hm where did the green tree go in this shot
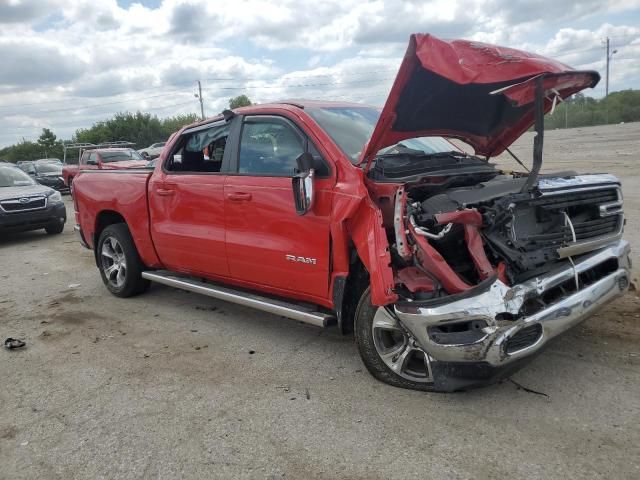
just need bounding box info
[37,128,57,150]
[161,113,200,139]
[72,111,200,148]
[229,95,252,109]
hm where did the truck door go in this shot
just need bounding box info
[224,114,332,299]
[148,119,235,277]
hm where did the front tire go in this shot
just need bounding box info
[354,287,436,391]
[97,224,149,297]
[45,220,65,235]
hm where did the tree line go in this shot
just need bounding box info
[0,112,200,163]
[1,91,638,162]
[0,95,253,163]
[544,89,640,129]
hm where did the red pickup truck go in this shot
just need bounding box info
[62,147,148,190]
[72,34,630,391]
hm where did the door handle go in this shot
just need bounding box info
[227,192,252,201]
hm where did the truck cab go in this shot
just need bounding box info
[62,142,146,190]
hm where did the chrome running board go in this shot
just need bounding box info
[141,271,335,328]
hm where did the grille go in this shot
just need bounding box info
[519,188,622,251]
[0,196,46,212]
[522,216,620,248]
[505,323,542,354]
[530,189,618,209]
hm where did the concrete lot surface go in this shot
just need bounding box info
[1,123,639,479]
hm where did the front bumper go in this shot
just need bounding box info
[394,240,631,389]
[0,202,66,233]
[74,224,90,249]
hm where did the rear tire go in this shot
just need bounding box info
[354,287,436,391]
[97,223,149,297]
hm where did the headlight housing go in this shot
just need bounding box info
[48,191,62,203]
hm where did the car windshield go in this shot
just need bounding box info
[0,165,36,187]
[101,150,143,163]
[306,106,456,163]
[19,163,36,174]
[35,163,62,174]
[36,158,62,164]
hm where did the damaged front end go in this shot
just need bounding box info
[357,34,631,390]
[387,173,630,390]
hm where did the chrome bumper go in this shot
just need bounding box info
[394,240,631,367]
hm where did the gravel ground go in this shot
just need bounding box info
[1,123,639,479]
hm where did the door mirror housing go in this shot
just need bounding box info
[292,170,314,215]
[292,152,315,215]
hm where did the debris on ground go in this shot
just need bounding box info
[4,338,26,350]
[508,378,549,398]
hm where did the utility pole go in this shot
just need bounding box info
[196,80,205,120]
[605,37,610,97]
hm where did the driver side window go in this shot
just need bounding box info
[238,118,304,176]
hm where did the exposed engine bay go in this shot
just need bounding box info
[378,156,625,302]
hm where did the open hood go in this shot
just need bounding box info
[360,34,600,164]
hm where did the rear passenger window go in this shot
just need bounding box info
[166,123,230,173]
[238,119,304,176]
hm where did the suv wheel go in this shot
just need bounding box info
[97,224,149,297]
[45,219,65,235]
[354,287,436,391]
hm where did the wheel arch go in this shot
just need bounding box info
[93,210,127,267]
[333,248,370,334]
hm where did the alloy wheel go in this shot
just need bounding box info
[101,236,127,288]
[371,307,433,383]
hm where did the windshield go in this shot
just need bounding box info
[19,163,36,174]
[101,150,144,163]
[0,165,36,187]
[35,163,62,174]
[306,106,457,163]
[36,158,62,163]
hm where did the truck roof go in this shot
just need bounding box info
[183,99,377,131]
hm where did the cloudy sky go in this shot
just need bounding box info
[1,0,639,147]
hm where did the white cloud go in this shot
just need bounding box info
[0,0,639,147]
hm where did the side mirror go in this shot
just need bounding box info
[292,152,315,215]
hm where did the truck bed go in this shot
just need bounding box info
[73,169,160,268]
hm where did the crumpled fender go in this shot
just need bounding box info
[346,196,398,305]
[328,167,397,307]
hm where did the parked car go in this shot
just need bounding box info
[72,34,630,392]
[0,163,66,235]
[62,148,147,190]
[138,142,166,159]
[17,160,68,193]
